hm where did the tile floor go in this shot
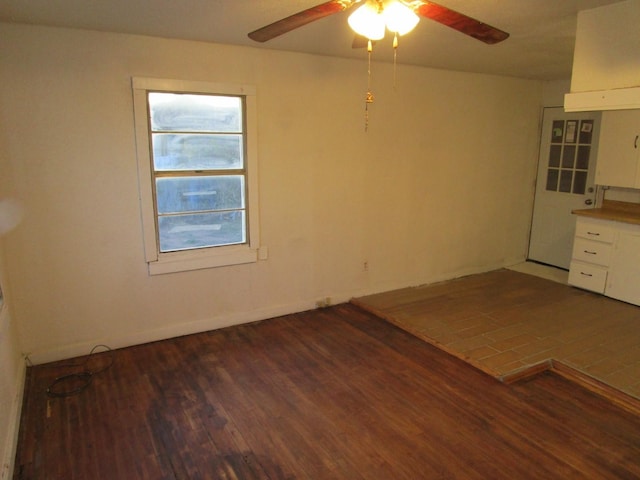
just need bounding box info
[353,264,640,400]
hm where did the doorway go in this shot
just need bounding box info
[528,107,601,270]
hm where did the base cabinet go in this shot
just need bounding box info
[606,229,640,305]
[569,217,640,306]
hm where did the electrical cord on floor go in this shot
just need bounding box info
[45,344,114,398]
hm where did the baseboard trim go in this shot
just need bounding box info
[550,360,640,416]
[25,299,324,365]
[500,360,553,384]
[504,359,640,416]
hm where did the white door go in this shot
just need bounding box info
[528,107,601,270]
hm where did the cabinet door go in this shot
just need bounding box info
[607,231,640,305]
[595,110,640,188]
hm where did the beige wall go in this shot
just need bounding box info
[0,23,542,364]
[0,302,24,480]
[542,79,571,107]
[0,61,25,474]
[0,196,25,477]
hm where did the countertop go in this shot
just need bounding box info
[573,200,640,226]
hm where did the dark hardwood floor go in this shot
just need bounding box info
[14,304,640,479]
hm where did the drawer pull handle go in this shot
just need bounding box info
[583,250,597,255]
[580,272,593,277]
[586,231,600,236]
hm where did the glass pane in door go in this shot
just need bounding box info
[545,118,596,195]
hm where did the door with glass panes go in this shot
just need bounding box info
[528,107,601,270]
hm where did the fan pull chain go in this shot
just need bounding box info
[393,32,398,91]
[365,39,374,132]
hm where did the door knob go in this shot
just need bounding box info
[585,199,593,205]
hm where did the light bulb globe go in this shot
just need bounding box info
[348,2,386,40]
[383,1,420,35]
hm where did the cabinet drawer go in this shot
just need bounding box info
[568,261,608,293]
[572,237,612,266]
[574,220,615,243]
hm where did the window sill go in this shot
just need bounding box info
[148,245,259,275]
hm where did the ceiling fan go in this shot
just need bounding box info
[248,0,509,46]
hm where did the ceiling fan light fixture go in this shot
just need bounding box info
[383,1,419,35]
[348,1,386,41]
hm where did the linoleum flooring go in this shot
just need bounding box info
[353,267,640,401]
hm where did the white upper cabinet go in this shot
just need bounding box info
[595,110,640,188]
[565,0,640,111]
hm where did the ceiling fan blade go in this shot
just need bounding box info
[248,0,359,43]
[415,1,509,45]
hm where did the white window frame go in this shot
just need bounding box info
[132,77,260,275]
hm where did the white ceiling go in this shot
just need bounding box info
[0,0,623,80]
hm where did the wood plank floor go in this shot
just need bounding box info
[354,268,640,401]
[14,303,640,479]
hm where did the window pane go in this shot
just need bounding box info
[149,93,242,133]
[158,211,246,252]
[576,146,590,170]
[156,176,244,214]
[562,145,576,168]
[564,120,578,143]
[551,121,564,143]
[546,168,559,191]
[573,171,587,194]
[579,120,594,144]
[548,145,562,168]
[152,133,243,170]
[559,170,573,192]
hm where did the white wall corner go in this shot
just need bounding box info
[1,358,26,480]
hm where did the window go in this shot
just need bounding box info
[132,78,260,274]
[545,119,594,195]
